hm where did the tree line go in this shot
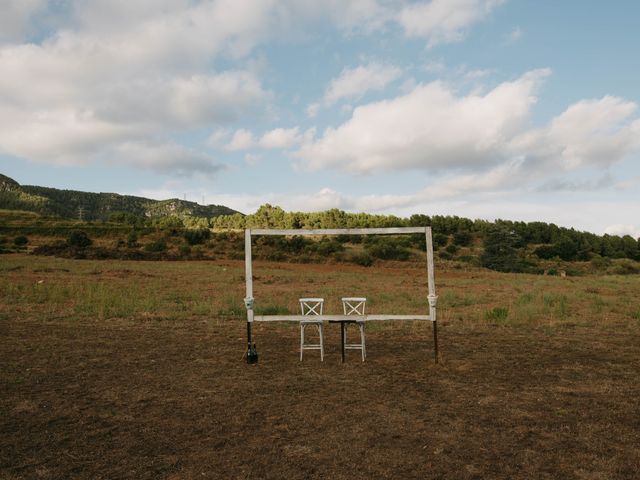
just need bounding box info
[201,205,640,263]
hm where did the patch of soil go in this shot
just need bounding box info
[1,317,639,479]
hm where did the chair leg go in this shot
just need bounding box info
[344,323,348,347]
[300,324,304,361]
[319,324,324,362]
[360,324,366,361]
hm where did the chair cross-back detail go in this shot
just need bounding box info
[299,298,325,361]
[342,297,367,361]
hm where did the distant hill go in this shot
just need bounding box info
[0,174,240,220]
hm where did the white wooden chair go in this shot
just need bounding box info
[299,298,324,361]
[342,297,366,361]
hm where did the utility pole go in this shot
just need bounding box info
[78,206,84,221]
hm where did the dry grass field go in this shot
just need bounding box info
[1,254,639,479]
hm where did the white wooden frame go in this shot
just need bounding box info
[244,227,439,362]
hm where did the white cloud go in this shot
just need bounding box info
[298,69,551,173]
[225,129,255,151]
[0,106,137,165]
[297,69,640,197]
[397,0,506,47]
[111,141,225,176]
[220,126,313,151]
[324,63,402,105]
[0,0,507,174]
[511,96,640,172]
[0,1,269,174]
[259,127,302,149]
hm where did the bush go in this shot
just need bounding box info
[179,244,191,256]
[439,250,453,260]
[609,260,640,275]
[284,236,309,253]
[590,255,611,270]
[13,235,28,246]
[445,244,459,254]
[315,238,344,256]
[433,233,449,248]
[144,239,167,252]
[67,230,92,248]
[533,245,557,259]
[126,230,138,248]
[453,231,473,247]
[365,237,410,260]
[348,252,373,267]
[184,228,211,245]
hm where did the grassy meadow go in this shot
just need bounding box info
[2,253,639,328]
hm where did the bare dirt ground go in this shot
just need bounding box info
[1,256,640,479]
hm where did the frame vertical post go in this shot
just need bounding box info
[425,227,438,364]
[244,229,254,360]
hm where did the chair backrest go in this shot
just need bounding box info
[342,297,366,315]
[299,298,324,316]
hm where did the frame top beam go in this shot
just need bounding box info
[249,227,428,236]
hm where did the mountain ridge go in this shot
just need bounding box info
[0,174,241,220]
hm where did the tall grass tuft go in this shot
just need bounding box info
[484,306,509,323]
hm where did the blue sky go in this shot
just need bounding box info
[1,0,639,236]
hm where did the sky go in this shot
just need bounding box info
[1,0,639,237]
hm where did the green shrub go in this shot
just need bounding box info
[365,237,410,260]
[439,250,452,260]
[184,228,211,245]
[433,233,449,248]
[284,236,309,252]
[266,251,286,261]
[453,231,473,246]
[609,260,640,275]
[445,244,459,254]
[315,238,344,256]
[179,244,191,256]
[13,235,28,246]
[534,245,557,259]
[349,252,373,267]
[67,230,92,248]
[144,239,167,252]
[126,230,138,248]
[590,255,611,270]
